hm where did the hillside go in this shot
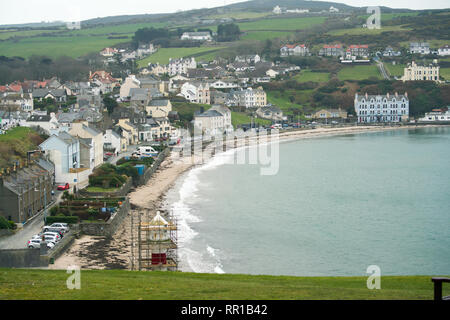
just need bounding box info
[0,269,446,300]
[0,127,45,168]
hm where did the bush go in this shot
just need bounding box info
[46,215,79,225]
[0,216,11,229]
[8,221,17,230]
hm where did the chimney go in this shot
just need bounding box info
[405,92,408,98]
[365,93,368,99]
[387,93,390,98]
[395,92,398,97]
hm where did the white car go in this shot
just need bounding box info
[43,224,68,234]
[33,232,61,242]
[28,239,55,249]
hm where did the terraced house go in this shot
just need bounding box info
[280,44,309,57]
[355,93,409,124]
[319,44,344,57]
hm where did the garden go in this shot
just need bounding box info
[47,194,126,224]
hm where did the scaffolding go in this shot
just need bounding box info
[133,209,178,271]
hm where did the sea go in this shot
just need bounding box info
[163,127,450,277]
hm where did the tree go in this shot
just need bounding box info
[217,23,241,42]
[103,94,118,115]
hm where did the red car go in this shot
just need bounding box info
[57,183,70,191]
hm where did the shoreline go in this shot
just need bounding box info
[50,124,446,270]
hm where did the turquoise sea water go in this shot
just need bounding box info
[165,127,450,276]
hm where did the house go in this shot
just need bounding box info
[230,87,267,109]
[79,138,95,170]
[0,110,29,130]
[129,88,150,107]
[40,132,81,184]
[418,109,450,122]
[402,61,440,82]
[32,89,67,103]
[256,105,285,121]
[329,6,339,12]
[210,90,228,105]
[69,122,104,168]
[181,32,212,42]
[24,113,59,134]
[273,6,282,14]
[168,58,197,76]
[313,108,348,120]
[147,63,168,76]
[120,75,141,99]
[280,44,309,57]
[115,119,139,145]
[438,45,450,56]
[228,62,252,73]
[0,162,54,223]
[235,55,261,64]
[348,45,369,57]
[88,70,121,93]
[319,44,344,57]
[210,105,232,131]
[409,42,430,55]
[0,93,34,112]
[100,47,119,57]
[103,129,123,154]
[383,46,401,57]
[355,93,409,123]
[209,79,239,89]
[179,82,211,104]
[136,43,156,58]
[146,99,172,118]
[194,109,225,135]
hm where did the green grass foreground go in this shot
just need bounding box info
[0,269,447,300]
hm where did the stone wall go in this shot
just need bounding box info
[136,148,170,186]
[78,198,130,237]
[0,248,48,268]
[0,229,14,238]
[47,229,79,261]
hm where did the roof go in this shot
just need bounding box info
[355,93,409,102]
[282,44,306,49]
[32,89,66,98]
[195,110,223,118]
[27,115,51,122]
[149,99,170,107]
[183,32,211,37]
[349,44,368,49]
[322,44,342,49]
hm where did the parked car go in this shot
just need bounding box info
[57,183,70,191]
[48,223,69,233]
[43,226,65,236]
[28,238,55,249]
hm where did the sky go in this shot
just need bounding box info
[0,0,448,25]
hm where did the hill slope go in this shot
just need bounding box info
[0,269,446,300]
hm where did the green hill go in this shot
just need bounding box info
[0,269,447,300]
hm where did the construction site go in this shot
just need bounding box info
[130,209,178,271]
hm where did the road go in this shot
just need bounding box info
[0,193,63,250]
[375,57,390,80]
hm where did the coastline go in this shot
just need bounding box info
[50,124,444,270]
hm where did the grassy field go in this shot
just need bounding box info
[241,30,294,41]
[384,63,406,77]
[237,16,327,31]
[0,35,126,59]
[327,25,411,36]
[0,127,44,168]
[206,11,271,20]
[441,68,450,80]
[0,269,446,300]
[294,70,330,83]
[137,47,225,67]
[231,112,271,127]
[337,65,382,81]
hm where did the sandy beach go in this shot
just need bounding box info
[50,124,433,270]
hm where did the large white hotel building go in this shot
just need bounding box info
[355,93,409,123]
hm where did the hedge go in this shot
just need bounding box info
[46,216,79,225]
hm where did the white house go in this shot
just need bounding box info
[210,105,233,132]
[181,32,212,42]
[168,57,197,76]
[409,42,430,55]
[103,129,122,154]
[69,122,104,168]
[355,93,409,123]
[418,109,450,122]
[179,82,210,104]
[24,113,59,134]
[120,75,141,99]
[438,45,450,56]
[194,109,225,136]
[280,44,309,57]
[235,55,261,64]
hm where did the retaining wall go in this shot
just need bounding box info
[0,248,48,268]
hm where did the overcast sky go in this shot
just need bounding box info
[0,0,448,25]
